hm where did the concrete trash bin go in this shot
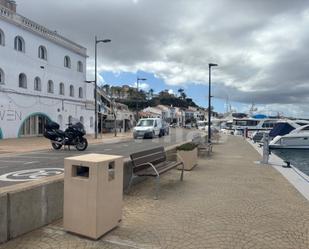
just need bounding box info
[63,153,123,239]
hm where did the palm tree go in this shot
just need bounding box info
[148,88,154,100]
[178,88,187,100]
[181,92,187,100]
[178,88,184,98]
[103,84,110,96]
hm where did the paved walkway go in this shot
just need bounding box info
[1,135,308,249]
[0,132,132,155]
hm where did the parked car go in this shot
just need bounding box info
[133,118,162,139]
[160,121,170,136]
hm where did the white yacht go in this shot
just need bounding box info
[269,119,309,139]
[232,118,279,136]
[269,125,309,150]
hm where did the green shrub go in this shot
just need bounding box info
[176,142,197,151]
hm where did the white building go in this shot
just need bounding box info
[0,1,95,139]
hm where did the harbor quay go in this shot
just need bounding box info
[1,135,308,249]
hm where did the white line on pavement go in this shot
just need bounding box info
[23,161,39,165]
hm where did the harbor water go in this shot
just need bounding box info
[273,150,309,176]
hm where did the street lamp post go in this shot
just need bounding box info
[208,63,218,144]
[136,77,147,122]
[94,36,111,139]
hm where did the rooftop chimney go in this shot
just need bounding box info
[0,0,17,12]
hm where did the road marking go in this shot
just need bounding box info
[0,168,64,182]
[23,161,39,165]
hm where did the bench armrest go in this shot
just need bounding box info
[136,162,160,176]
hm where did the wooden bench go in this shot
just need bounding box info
[128,146,184,199]
[192,135,213,156]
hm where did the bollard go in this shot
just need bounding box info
[283,161,291,168]
[261,133,270,164]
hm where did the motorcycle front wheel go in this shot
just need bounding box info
[76,138,88,151]
[51,142,62,150]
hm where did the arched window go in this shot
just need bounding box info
[77,61,83,72]
[38,46,47,60]
[69,85,74,97]
[80,116,84,124]
[64,56,71,68]
[14,36,25,52]
[47,80,54,93]
[34,77,41,91]
[68,115,73,124]
[0,29,5,46]
[19,73,27,88]
[57,114,63,129]
[59,82,65,95]
[0,68,4,84]
[78,87,83,98]
[90,117,94,128]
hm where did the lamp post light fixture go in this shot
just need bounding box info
[208,63,218,144]
[136,77,147,122]
[94,36,111,139]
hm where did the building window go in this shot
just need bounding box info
[57,114,63,129]
[69,85,74,97]
[77,61,83,72]
[38,46,47,60]
[19,73,27,88]
[80,116,84,124]
[64,56,71,68]
[68,115,73,124]
[0,68,4,84]
[78,87,83,98]
[34,77,41,91]
[14,36,25,52]
[59,82,65,95]
[0,29,5,46]
[47,80,54,93]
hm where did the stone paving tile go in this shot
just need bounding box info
[1,135,308,249]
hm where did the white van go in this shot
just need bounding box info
[133,118,162,139]
[197,120,207,130]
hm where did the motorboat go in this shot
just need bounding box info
[269,125,309,150]
[232,117,279,136]
[269,119,309,139]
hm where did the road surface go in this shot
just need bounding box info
[0,128,201,187]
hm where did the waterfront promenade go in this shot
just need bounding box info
[1,135,308,249]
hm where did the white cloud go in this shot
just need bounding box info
[168,89,175,95]
[19,0,309,116]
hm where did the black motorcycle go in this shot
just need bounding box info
[44,121,88,151]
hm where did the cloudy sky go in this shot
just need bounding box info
[19,0,309,117]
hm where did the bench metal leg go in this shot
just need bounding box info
[125,176,134,194]
[180,163,184,181]
[155,175,160,200]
